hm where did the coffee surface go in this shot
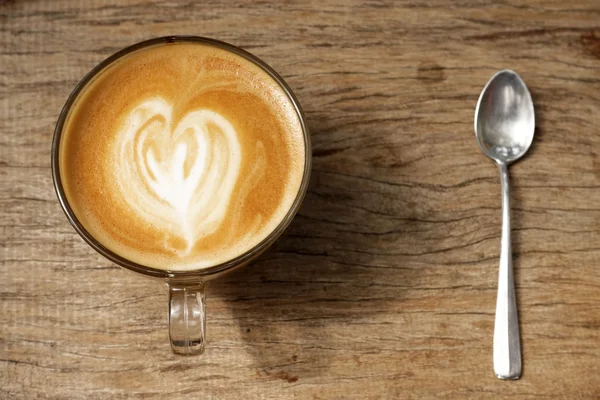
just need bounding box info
[60,41,306,270]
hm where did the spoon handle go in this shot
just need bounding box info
[494,163,522,379]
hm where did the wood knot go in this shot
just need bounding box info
[417,62,446,84]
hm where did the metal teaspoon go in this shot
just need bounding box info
[474,69,535,380]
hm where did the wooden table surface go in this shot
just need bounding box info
[2,1,600,399]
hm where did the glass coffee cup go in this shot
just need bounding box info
[52,36,311,355]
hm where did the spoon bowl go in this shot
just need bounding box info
[475,70,535,164]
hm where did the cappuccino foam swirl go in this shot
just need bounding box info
[59,41,306,270]
[114,97,243,255]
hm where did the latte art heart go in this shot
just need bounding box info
[113,97,242,254]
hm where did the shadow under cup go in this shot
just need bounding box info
[51,36,312,355]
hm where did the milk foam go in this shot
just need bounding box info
[114,97,244,255]
[59,41,306,271]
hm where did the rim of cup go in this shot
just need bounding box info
[51,35,312,282]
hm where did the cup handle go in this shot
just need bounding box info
[168,283,206,355]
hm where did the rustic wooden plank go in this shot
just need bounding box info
[1,0,599,399]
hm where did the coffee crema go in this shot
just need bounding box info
[59,42,306,271]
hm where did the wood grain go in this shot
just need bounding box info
[1,0,600,398]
